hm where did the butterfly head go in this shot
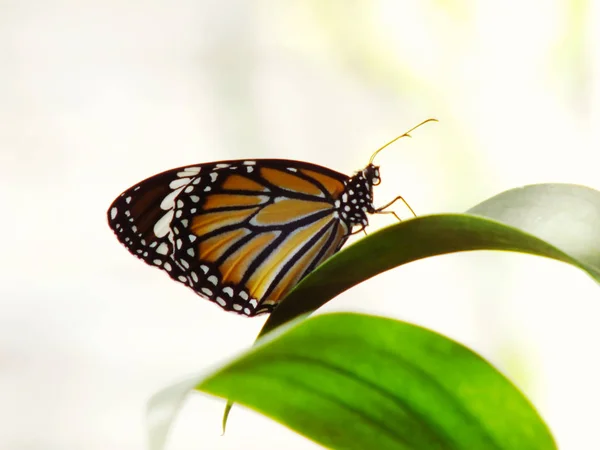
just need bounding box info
[362,163,381,186]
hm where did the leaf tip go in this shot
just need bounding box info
[222,401,234,435]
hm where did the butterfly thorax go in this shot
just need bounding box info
[336,164,380,229]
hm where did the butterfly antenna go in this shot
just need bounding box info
[368,118,438,165]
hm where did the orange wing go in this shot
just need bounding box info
[108,159,352,316]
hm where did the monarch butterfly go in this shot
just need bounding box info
[107,119,435,316]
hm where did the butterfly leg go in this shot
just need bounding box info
[374,196,417,219]
[350,224,368,236]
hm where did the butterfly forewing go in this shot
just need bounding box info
[107,159,355,316]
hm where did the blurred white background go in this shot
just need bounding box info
[1,1,599,449]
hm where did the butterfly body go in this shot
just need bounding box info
[108,159,382,316]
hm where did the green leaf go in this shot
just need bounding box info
[468,183,600,269]
[257,212,600,340]
[218,184,600,431]
[198,312,556,450]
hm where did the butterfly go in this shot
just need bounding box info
[107,119,435,317]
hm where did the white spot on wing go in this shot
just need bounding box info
[110,207,118,220]
[223,287,234,297]
[169,178,191,189]
[156,242,169,255]
[160,187,184,210]
[153,210,174,238]
[178,167,200,177]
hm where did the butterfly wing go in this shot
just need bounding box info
[108,159,351,316]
